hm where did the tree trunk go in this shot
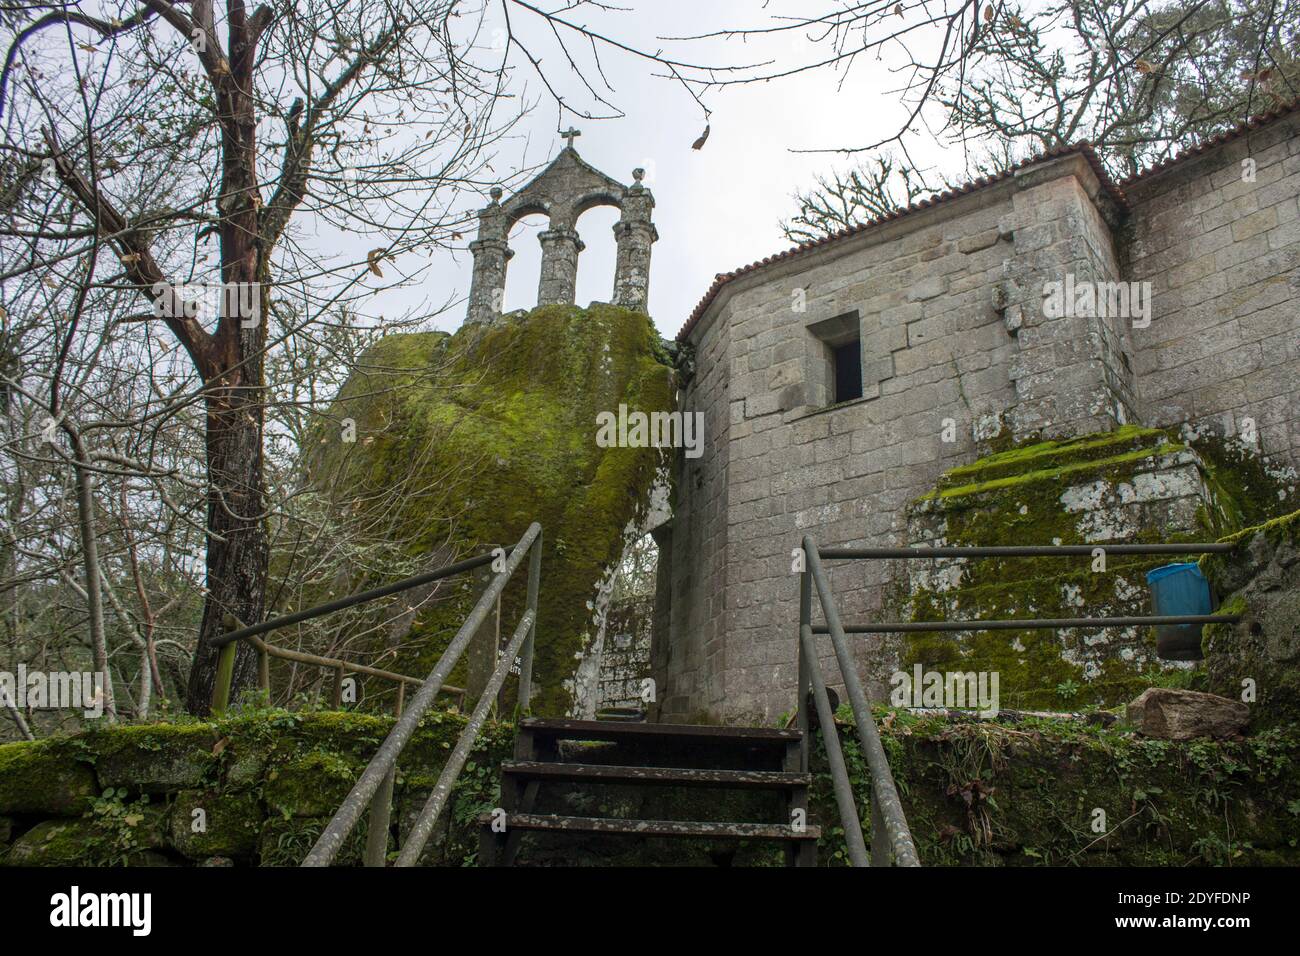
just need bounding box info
[68,430,116,721]
[183,13,270,714]
[185,380,269,714]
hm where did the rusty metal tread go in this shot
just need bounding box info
[501,760,810,789]
[519,717,801,743]
[481,812,821,840]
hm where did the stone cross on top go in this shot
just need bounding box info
[464,139,658,326]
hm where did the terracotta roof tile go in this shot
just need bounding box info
[677,102,1299,342]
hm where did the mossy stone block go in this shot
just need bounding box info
[169,790,263,859]
[0,740,97,815]
[263,750,360,818]
[90,723,219,794]
[2,819,98,865]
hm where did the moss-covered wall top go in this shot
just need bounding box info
[305,304,674,714]
[0,709,511,866]
[4,709,1296,867]
[812,709,1300,866]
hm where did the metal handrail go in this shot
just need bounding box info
[245,634,466,711]
[799,536,920,867]
[817,540,1242,636]
[302,521,543,867]
[208,548,504,714]
[799,535,1245,867]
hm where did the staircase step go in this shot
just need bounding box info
[502,760,809,790]
[519,717,801,747]
[484,812,820,841]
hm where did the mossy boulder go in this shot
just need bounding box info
[2,806,171,867]
[0,740,96,815]
[263,750,361,819]
[4,819,103,866]
[1201,509,1300,728]
[306,303,674,714]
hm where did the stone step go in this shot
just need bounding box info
[501,759,809,790]
[481,812,821,842]
[933,425,1175,493]
[519,717,800,749]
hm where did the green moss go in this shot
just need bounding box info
[263,750,360,818]
[4,819,105,866]
[811,710,1300,866]
[0,739,97,815]
[1191,436,1300,537]
[303,304,674,714]
[1201,507,1300,576]
[3,711,1298,867]
[902,429,1206,707]
[169,790,263,859]
[2,792,171,867]
[88,723,220,794]
[933,426,1175,494]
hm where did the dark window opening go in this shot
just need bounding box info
[832,338,863,403]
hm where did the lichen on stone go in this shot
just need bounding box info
[900,425,1298,709]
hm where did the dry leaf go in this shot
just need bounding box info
[983,5,993,22]
[366,248,386,277]
[1135,59,1155,74]
[212,736,230,756]
[691,124,710,150]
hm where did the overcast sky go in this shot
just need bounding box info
[352,1,956,339]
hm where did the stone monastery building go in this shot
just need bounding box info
[467,105,1300,724]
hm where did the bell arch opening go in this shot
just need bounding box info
[501,211,548,314]
[573,202,621,308]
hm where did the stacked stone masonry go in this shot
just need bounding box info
[661,111,1300,724]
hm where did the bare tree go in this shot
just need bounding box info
[2,0,522,712]
[781,0,1300,239]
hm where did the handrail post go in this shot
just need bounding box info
[518,529,542,713]
[332,665,345,709]
[799,624,869,866]
[210,617,240,716]
[870,797,889,867]
[805,536,920,867]
[797,567,811,774]
[303,522,541,867]
[364,690,404,867]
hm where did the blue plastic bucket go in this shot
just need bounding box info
[1146,562,1212,661]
